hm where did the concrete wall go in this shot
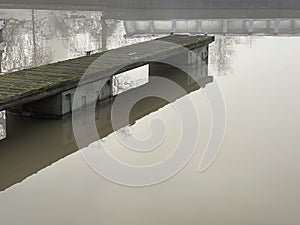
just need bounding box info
[9,77,112,119]
[186,46,209,85]
[62,78,112,116]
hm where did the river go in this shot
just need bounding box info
[0,7,300,225]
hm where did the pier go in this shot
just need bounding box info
[0,35,214,140]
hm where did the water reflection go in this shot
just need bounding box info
[0,8,291,77]
[0,110,5,140]
[112,64,149,96]
[210,36,244,76]
[0,8,266,189]
[1,6,300,225]
[0,9,101,72]
[0,9,155,73]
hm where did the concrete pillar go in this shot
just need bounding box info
[223,20,228,34]
[149,21,155,35]
[274,19,280,34]
[266,20,271,31]
[248,19,254,34]
[171,20,177,33]
[291,20,296,32]
[197,20,202,33]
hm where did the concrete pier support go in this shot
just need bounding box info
[9,77,113,119]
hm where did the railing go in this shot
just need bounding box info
[124,19,300,37]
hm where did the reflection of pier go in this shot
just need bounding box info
[125,19,300,37]
[0,62,213,191]
[0,35,214,140]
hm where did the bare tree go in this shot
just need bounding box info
[210,36,240,76]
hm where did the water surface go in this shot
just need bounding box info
[0,8,300,225]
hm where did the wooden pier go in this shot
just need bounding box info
[0,35,214,112]
[0,35,214,141]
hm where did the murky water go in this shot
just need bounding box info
[1,7,300,225]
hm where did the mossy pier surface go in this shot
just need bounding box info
[0,35,214,111]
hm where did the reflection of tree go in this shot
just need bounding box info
[55,11,103,54]
[0,111,5,140]
[107,20,157,49]
[46,12,120,55]
[2,10,54,72]
[0,124,5,139]
[0,9,150,73]
[113,74,148,95]
[0,10,120,72]
[113,75,132,95]
[210,36,240,76]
